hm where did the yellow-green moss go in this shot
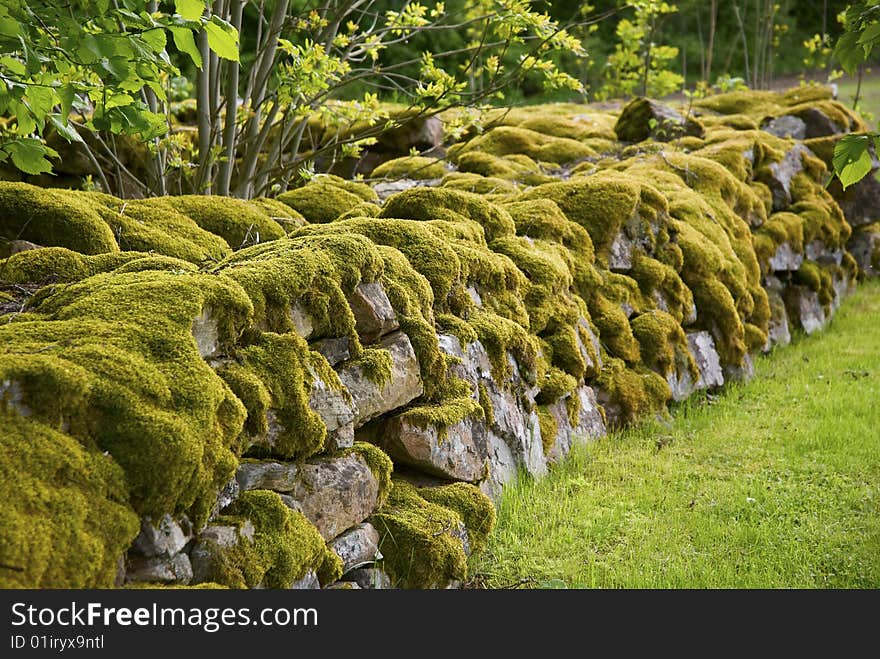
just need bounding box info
[0,182,118,254]
[0,410,139,588]
[455,151,554,185]
[536,405,559,455]
[536,366,578,405]
[630,310,698,379]
[588,292,641,363]
[277,176,378,224]
[343,441,394,508]
[249,197,308,232]
[201,490,329,589]
[614,97,705,143]
[441,172,518,195]
[417,482,496,553]
[349,346,393,386]
[372,156,447,180]
[453,125,595,165]
[596,357,671,427]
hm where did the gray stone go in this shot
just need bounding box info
[0,239,41,259]
[132,514,192,558]
[768,242,804,272]
[285,453,380,541]
[799,107,844,138]
[763,279,792,352]
[347,282,399,343]
[609,231,634,270]
[190,523,255,584]
[480,431,519,502]
[723,353,755,383]
[326,423,355,451]
[213,477,240,516]
[830,166,880,228]
[763,144,809,211]
[762,115,807,140]
[289,303,315,339]
[686,331,724,390]
[290,571,320,590]
[575,317,603,377]
[784,285,827,334]
[805,240,844,266]
[614,98,704,143]
[377,115,444,154]
[310,337,351,366]
[339,331,424,427]
[324,581,361,589]
[345,567,392,590]
[0,379,30,417]
[373,178,442,201]
[847,229,880,277]
[235,460,299,493]
[191,306,220,358]
[329,522,381,574]
[126,553,192,585]
[466,285,483,307]
[362,408,488,482]
[308,369,356,434]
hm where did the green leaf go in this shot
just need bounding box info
[175,0,206,22]
[857,22,880,47]
[0,55,25,76]
[170,26,202,68]
[833,134,873,189]
[204,17,239,62]
[49,114,84,143]
[58,84,75,118]
[834,30,866,75]
[5,139,56,175]
[141,28,167,54]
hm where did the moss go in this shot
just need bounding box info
[630,310,698,379]
[398,396,483,442]
[537,405,559,455]
[380,186,516,243]
[349,346,393,386]
[455,151,554,185]
[441,172,518,196]
[337,202,381,220]
[317,548,344,585]
[794,261,835,307]
[587,292,641,363]
[536,366,578,405]
[369,479,473,588]
[629,252,694,325]
[277,177,378,224]
[371,156,447,180]
[0,410,139,588]
[93,197,231,264]
[753,212,805,269]
[789,173,851,249]
[595,357,671,427]
[0,182,118,255]
[614,98,705,142]
[477,382,494,427]
[468,308,539,383]
[0,248,143,285]
[249,197,308,232]
[436,313,478,346]
[0,269,253,527]
[156,195,286,250]
[454,125,595,165]
[417,481,496,553]
[343,442,394,508]
[203,490,329,588]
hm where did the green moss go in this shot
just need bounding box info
[596,357,671,427]
[614,98,704,142]
[372,156,447,180]
[380,186,516,243]
[155,195,286,250]
[794,261,835,307]
[337,201,381,220]
[352,346,394,385]
[202,490,329,588]
[441,172,518,196]
[0,248,145,284]
[417,481,496,553]
[455,151,554,185]
[436,313,478,346]
[537,405,559,455]
[630,310,698,379]
[587,292,641,363]
[477,382,494,427]
[753,212,805,269]
[468,308,539,383]
[398,396,483,441]
[277,177,378,224]
[0,269,253,527]
[536,366,578,404]
[0,182,118,254]
[0,410,139,588]
[629,252,694,325]
[369,479,473,588]
[343,442,394,508]
[317,548,344,585]
[454,125,595,165]
[249,197,308,232]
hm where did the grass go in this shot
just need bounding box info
[470,280,880,589]
[836,70,880,130]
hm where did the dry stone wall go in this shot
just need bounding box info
[1,86,878,589]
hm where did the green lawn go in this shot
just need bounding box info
[470,280,880,589]
[836,71,880,129]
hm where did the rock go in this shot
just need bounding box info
[289,303,315,339]
[763,278,792,352]
[339,331,424,427]
[190,523,255,584]
[362,407,489,482]
[686,331,724,390]
[308,369,356,435]
[575,317,603,377]
[784,285,827,334]
[191,306,220,358]
[0,379,31,417]
[373,178,441,201]
[235,460,299,493]
[345,567,392,590]
[310,337,351,366]
[132,514,192,558]
[763,143,809,211]
[799,107,844,138]
[125,553,193,585]
[0,239,41,259]
[723,353,755,383]
[480,431,519,502]
[614,97,704,143]
[768,242,804,272]
[346,282,399,343]
[805,240,843,266]
[466,285,483,307]
[830,168,880,228]
[484,384,546,480]
[284,453,380,541]
[847,230,880,277]
[290,571,320,590]
[328,522,381,574]
[762,115,807,140]
[377,115,444,155]
[609,231,634,270]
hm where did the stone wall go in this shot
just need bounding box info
[1,86,878,589]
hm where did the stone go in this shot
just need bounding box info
[235,460,299,493]
[764,143,809,211]
[284,453,380,541]
[763,280,792,352]
[190,523,255,584]
[805,240,843,266]
[0,239,41,259]
[784,285,827,334]
[191,306,220,358]
[848,228,880,277]
[723,353,755,383]
[290,571,320,590]
[339,330,424,427]
[830,168,880,228]
[377,115,444,155]
[345,567,392,590]
[762,115,807,140]
[289,303,315,339]
[0,379,30,417]
[609,231,634,270]
[362,408,489,482]
[686,331,724,390]
[310,337,351,366]
[328,523,381,574]
[484,384,546,480]
[768,242,804,272]
[372,178,441,201]
[132,514,192,558]
[614,97,704,143]
[799,107,844,138]
[466,285,483,307]
[480,431,519,502]
[308,369,356,434]
[125,553,193,585]
[324,581,361,589]
[575,317,603,377]
[346,281,399,343]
